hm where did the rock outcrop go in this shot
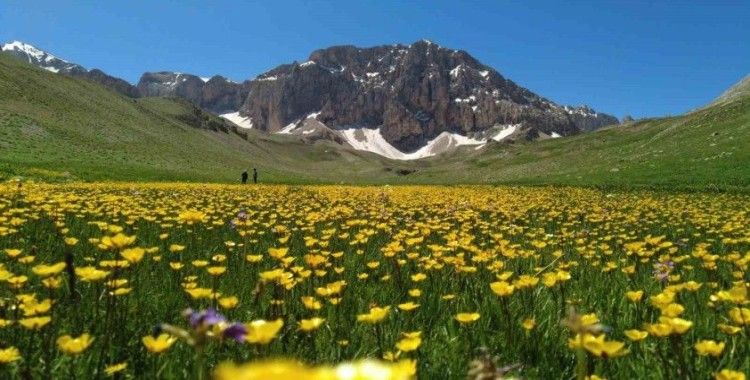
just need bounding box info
[136,72,249,114]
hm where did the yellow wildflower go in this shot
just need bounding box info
[57,333,93,355]
[245,319,284,344]
[142,334,177,354]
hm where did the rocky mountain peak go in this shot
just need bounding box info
[1,40,138,97]
[239,39,618,152]
[2,40,86,74]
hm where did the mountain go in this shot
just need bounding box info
[136,72,249,114]
[134,40,618,155]
[239,40,618,152]
[1,41,86,74]
[1,41,139,97]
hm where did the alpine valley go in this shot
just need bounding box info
[1,40,747,188]
[3,40,618,159]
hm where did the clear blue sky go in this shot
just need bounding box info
[2,1,748,118]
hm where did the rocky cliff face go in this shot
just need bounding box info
[239,40,618,151]
[136,72,249,114]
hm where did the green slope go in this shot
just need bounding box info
[404,93,750,189]
[1,52,748,189]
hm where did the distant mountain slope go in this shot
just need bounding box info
[407,79,750,189]
[709,74,750,107]
[1,41,139,97]
[137,72,248,113]
[0,53,393,183]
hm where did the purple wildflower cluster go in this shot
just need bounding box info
[183,308,246,342]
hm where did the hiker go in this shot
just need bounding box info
[241,169,248,184]
[253,168,258,184]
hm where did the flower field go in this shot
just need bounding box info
[0,182,748,379]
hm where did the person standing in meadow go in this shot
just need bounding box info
[241,170,248,184]
[253,168,258,184]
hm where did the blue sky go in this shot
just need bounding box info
[2,1,748,118]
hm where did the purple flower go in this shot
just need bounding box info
[222,323,247,342]
[185,308,226,329]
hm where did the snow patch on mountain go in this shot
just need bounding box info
[220,112,253,129]
[454,95,476,103]
[339,128,484,160]
[2,40,76,73]
[306,111,321,119]
[277,120,300,134]
[492,124,519,141]
[2,41,54,61]
[449,64,464,78]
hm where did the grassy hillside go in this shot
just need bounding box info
[709,74,750,107]
[1,53,748,189]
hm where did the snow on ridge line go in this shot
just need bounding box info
[220,112,253,129]
[256,75,278,81]
[306,111,321,119]
[2,41,53,61]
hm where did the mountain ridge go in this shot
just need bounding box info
[1,40,140,97]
